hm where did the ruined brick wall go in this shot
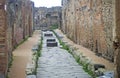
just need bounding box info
[0,0,10,77]
[0,0,34,77]
[61,0,114,61]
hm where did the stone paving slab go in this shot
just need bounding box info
[26,75,36,78]
[37,31,91,78]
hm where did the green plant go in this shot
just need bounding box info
[33,37,43,75]
[83,63,95,77]
[50,24,58,30]
[7,54,14,72]
[6,74,9,78]
[7,54,14,78]
[14,36,29,49]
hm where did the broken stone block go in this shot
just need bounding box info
[80,55,87,64]
[94,68,105,76]
[88,62,94,71]
[97,71,114,78]
[47,42,58,47]
[26,63,35,75]
[32,45,39,52]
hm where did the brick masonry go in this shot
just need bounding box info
[61,0,114,62]
[0,0,34,77]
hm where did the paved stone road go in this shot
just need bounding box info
[37,31,91,78]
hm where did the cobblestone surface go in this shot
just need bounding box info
[37,31,91,78]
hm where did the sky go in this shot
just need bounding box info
[31,0,62,7]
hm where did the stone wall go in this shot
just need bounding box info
[0,0,34,77]
[61,0,114,62]
[8,0,34,47]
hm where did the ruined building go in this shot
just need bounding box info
[0,0,34,77]
[61,0,120,78]
[34,7,62,30]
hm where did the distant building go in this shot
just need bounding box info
[34,7,62,30]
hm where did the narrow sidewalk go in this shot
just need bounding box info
[55,29,114,71]
[8,30,40,78]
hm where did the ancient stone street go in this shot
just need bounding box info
[1,0,120,78]
[37,31,91,78]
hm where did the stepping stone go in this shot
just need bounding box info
[47,42,58,47]
[46,39,56,42]
[44,34,53,37]
[94,64,105,70]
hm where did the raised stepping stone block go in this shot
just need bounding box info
[47,42,58,47]
[94,64,105,70]
[44,33,53,37]
[46,39,56,42]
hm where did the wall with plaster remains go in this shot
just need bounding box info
[61,0,114,61]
